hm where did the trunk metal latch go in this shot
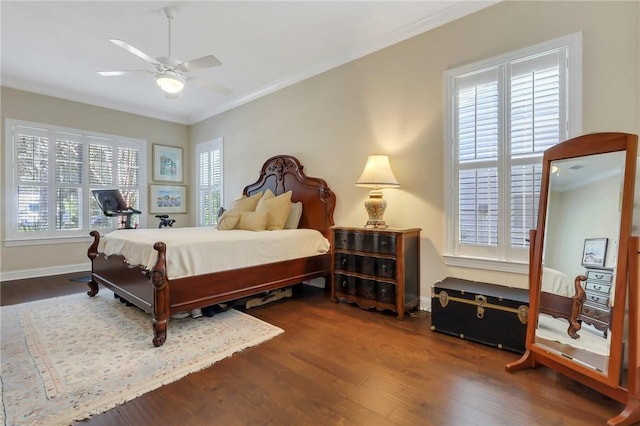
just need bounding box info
[475,294,486,319]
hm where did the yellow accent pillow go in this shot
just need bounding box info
[260,188,275,201]
[236,211,268,231]
[256,190,292,230]
[217,209,241,230]
[229,191,263,212]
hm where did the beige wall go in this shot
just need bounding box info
[2,1,639,295]
[191,1,640,296]
[546,174,622,280]
[0,88,189,277]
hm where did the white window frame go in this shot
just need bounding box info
[195,137,224,227]
[443,33,582,273]
[4,119,147,245]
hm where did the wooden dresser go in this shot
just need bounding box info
[579,267,614,337]
[330,227,420,319]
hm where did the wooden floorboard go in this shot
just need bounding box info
[0,273,626,425]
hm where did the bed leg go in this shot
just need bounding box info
[152,319,168,347]
[87,280,99,297]
[150,267,169,347]
[150,242,170,347]
[87,230,101,297]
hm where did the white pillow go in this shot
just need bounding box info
[284,202,303,229]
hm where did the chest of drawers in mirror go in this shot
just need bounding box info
[330,227,420,320]
[579,267,614,337]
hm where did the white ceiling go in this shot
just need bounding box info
[1,1,496,125]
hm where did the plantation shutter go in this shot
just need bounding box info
[457,68,499,246]
[7,120,146,239]
[509,51,564,247]
[117,146,141,228]
[453,49,566,252]
[196,139,223,227]
[54,132,83,230]
[87,140,142,229]
[16,125,50,232]
[88,140,114,228]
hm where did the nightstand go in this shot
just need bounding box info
[330,227,421,319]
[579,267,614,337]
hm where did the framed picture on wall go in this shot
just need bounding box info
[149,184,187,214]
[153,144,183,183]
[581,238,608,268]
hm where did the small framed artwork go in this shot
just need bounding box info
[581,238,608,268]
[149,184,187,214]
[153,144,183,183]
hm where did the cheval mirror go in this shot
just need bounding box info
[506,132,640,426]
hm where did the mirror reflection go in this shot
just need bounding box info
[535,151,626,374]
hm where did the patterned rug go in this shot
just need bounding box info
[0,290,283,426]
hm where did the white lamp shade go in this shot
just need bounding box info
[155,72,185,94]
[355,155,400,189]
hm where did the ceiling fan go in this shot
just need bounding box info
[97,7,231,98]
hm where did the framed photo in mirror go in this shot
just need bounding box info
[581,238,607,268]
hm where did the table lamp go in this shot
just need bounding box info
[355,154,400,229]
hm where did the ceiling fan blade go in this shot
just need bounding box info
[177,55,222,72]
[189,77,233,96]
[110,39,162,67]
[97,70,153,76]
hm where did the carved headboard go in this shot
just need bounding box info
[243,155,336,239]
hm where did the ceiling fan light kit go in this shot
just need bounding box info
[155,71,185,94]
[98,7,230,97]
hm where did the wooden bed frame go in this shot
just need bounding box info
[86,155,336,347]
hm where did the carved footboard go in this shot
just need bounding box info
[87,231,170,347]
[87,230,331,347]
[539,274,586,339]
[569,274,587,338]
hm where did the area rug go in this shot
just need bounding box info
[537,313,610,355]
[0,290,283,426]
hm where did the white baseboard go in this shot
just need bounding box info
[0,263,91,282]
[420,295,432,312]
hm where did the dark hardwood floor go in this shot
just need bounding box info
[1,273,626,425]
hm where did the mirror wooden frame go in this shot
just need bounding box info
[505,132,640,426]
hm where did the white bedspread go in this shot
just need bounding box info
[541,267,573,297]
[98,228,330,279]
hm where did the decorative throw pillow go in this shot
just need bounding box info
[217,209,241,230]
[284,202,303,229]
[235,211,268,231]
[256,190,292,230]
[260,188,275,201]
[229,191,263,212]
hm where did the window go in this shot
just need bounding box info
[196,138,223,227]
[4,119,147,243]
[444,33,582,271]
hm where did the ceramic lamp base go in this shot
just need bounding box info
[363,190,388,229]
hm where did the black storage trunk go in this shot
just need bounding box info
[431,278,529,354]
